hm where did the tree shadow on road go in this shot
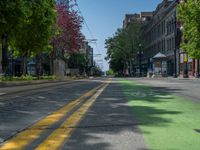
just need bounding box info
[64,81,181,150]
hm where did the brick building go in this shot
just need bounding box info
[143,0,178,76]
[143,0,200,77]
[0,43,2,74]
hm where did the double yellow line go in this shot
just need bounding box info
[0,81,110,150]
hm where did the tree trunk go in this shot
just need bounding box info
[36,54,42,79]
[50,53,54,75]
[21,52,28,76]
[1,34,8,74]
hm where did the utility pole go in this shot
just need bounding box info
[173,10,178,78]
[138,44,143,77]
[197,59,200,78]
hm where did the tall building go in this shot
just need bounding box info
[143,0,199,78]
[0,43,2,74]
[123,12,153,29]
[122,12,153,76]
[123,14,141,29]
[80,41,93,67]
[140,12,153,22]
[80,41,93,75]
[143,0,178,76]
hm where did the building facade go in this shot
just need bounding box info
[143,0,200,77]
[80,41,94,75]
[143,0,177,76]
[123,14,141,29]
[122,12,153,76]
[0,43,2,74]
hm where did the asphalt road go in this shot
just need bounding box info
[128,78,200,102]
[0,78,147,150]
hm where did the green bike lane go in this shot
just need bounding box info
[120,79,200,150]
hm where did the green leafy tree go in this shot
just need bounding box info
[0,0,56,75]
[106,69,114,76]
[105,31,127,74]
[0,0,27,38]
[12,0,56,75]
[178,0,200,58]
[105,21,144,75]
[0,0,27,72]
[68,52,87,74]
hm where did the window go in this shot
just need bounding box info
[163,40,165,51]
[167,39,169,50]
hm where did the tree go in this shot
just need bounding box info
[12,0,56,75]
[0,0,27,72]
[0,0,56,75]
[178,0,200,58]
[106,69,114,76]
[52,0,83,61]
[105,21,144,75]
[68,52,87,74]
[0,0,27,39]
[105,32,127,74]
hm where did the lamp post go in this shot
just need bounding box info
[137,44,143,77]
[196,59,200,78]
[173,11,178,78]
[131,58,135,77]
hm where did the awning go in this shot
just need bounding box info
[153,52,167,59]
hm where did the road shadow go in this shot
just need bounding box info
[64,81,181,150]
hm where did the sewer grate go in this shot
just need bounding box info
[194,129,200,133]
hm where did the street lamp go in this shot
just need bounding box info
[196,59,200,78]
[137,44,143,77]
[173,11,178,78]
[131,58,135,77]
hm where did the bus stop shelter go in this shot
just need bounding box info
[152,52,168,77]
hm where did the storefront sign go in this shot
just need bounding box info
[180,54,184,63]
[184,54,188,62]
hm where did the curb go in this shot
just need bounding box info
[0,79,79,97]
[0,76,86,87]
[0,80,59,87]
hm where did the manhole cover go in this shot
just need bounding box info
[194,129,200,133]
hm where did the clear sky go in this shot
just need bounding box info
[77,0,163,71]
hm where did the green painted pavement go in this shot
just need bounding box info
[121,80,200,150]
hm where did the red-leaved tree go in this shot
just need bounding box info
[52,0,84,59]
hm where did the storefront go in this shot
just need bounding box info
[179,52,195,78]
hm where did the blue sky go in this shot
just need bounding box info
[77,0,163,71]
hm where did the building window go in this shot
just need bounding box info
[171,20,174,33]
[167,22,169,35]
[164,39,165,51]
[167,39,169,51]
[163,21,165,34]
[169,21,172,33]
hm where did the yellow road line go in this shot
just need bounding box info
[0,84,104,150]
[35,82,110,150]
